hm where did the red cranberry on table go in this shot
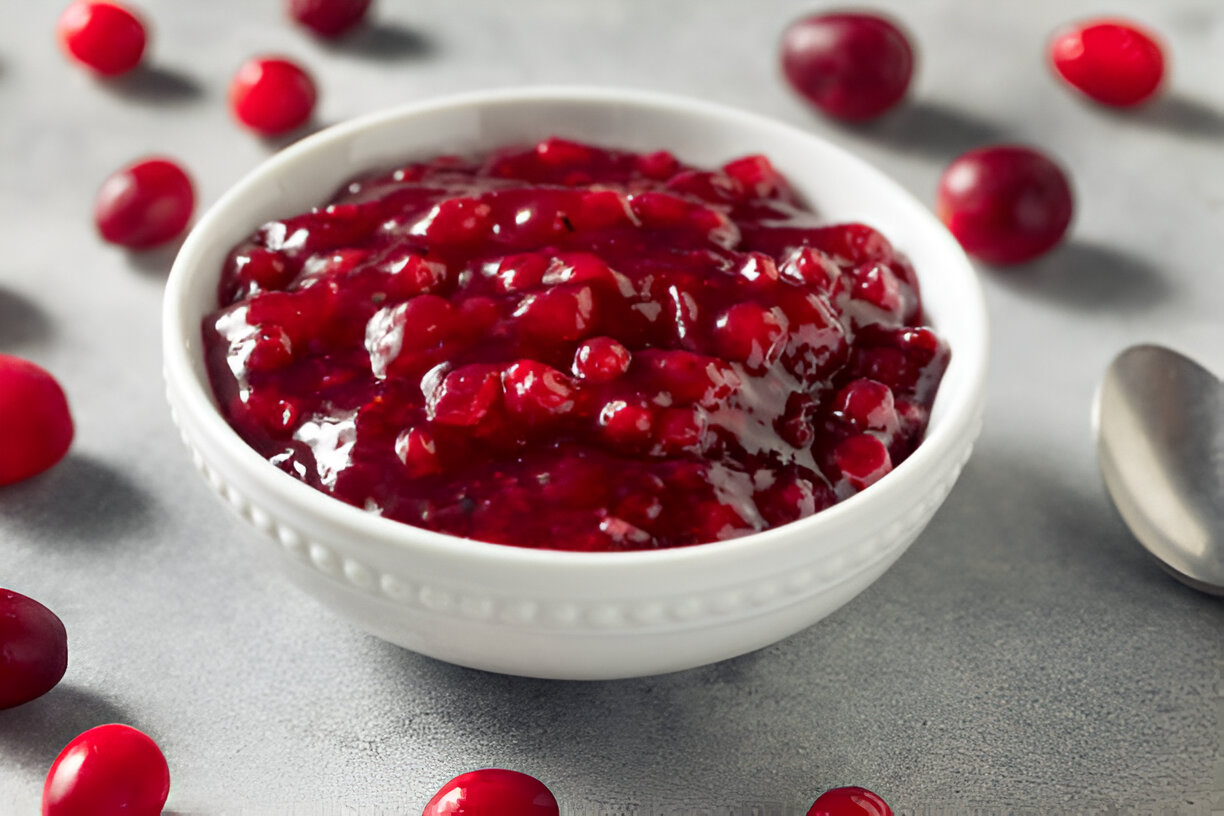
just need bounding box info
[1049,19,1165,107]
[287,0,372,38]
[229,56,317,136]
[94,157,195,249]
[0,589,68,710]
[423,768,559,816]
[0,355,74,486]
[56,1,147,76]
[808,785,893,816]
[42,724,170,816]
[780,11,914,121]
[936,145,1073,266]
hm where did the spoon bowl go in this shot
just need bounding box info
[1094,344,1224,595]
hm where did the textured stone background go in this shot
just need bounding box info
[2,0,1222,813]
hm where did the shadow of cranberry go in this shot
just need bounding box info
[1127,92,1224,141]
[124,237,185,278]
[97,63,203,105]
[986,240,1171,314]
[319,20,435,61]
[0,685,139,778]
[0,454,155,549]
[259,116,334,153]
[0,287,52,349]
[835,98,1012,160]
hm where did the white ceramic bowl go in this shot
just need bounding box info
[163,87,988,680]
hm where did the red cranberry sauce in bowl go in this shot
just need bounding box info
[203,138,948,552]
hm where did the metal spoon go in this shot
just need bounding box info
[1094,344,1224,595]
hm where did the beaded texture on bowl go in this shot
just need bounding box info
[170,395,980,632]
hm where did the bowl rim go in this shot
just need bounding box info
[163,85,989,572]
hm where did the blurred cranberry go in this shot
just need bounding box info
[57,1,146,76]
[287,0,372,38]
[95,157,194,248]
[1049,19,1165,107]
[229,56,317,136]
[781,12,914,120]
[0,355,74,486]
[937,145,1073,265]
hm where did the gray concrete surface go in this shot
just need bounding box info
[2,0,1222,813]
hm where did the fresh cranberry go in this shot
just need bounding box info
[56,1,146,76]
[42,725,169,816]
[807,786,893,816]
[229,56,317,136]
[936,145,1073,265]
[780,12,914,121]
[0,589,68,710]
[0,355,74,486]
[423,768,559,816]
[1049,19,1165,107]
[94,157,194,249]
[286,0,372,38]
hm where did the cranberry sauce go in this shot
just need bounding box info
[203,138,949,551]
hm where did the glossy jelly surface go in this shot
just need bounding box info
[204,139,948,551]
